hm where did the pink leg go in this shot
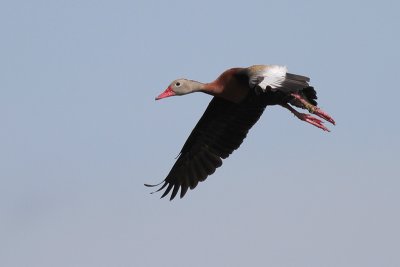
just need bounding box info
[291,93,336,125]
[282,104,330,132]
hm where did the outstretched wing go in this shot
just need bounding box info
[146,96,266,200]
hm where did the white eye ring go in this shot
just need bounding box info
[175,82,181,87]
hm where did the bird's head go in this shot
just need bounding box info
[155,79,198,100]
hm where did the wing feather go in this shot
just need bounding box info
[245,65,311,93]
[150,96,266,200]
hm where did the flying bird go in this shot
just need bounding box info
[146,65,335,200]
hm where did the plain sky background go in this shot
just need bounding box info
[1,0,399,266]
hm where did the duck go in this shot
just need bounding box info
[146,65,335,200]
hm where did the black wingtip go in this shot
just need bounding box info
[145,181,169,196]
[169,184,180,200]
[148,182,182,201]
[144,180,164,187]
[160,183,173,199]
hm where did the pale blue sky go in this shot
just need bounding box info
[1,0,399,266]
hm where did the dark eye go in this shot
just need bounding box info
[175,82,181,87]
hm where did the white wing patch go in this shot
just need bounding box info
[253,65,310,93]
[257,65,288,91]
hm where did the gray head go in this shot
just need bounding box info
[155,79,203,100]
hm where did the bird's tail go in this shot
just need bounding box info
[277,72,310,92]
[278,72,317,107]
[289,86,318,109]
[300,86,318,106]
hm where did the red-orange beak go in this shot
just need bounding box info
[155,87,175,100]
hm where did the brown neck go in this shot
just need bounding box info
[202,69,249,103]
[202,82,222,96]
